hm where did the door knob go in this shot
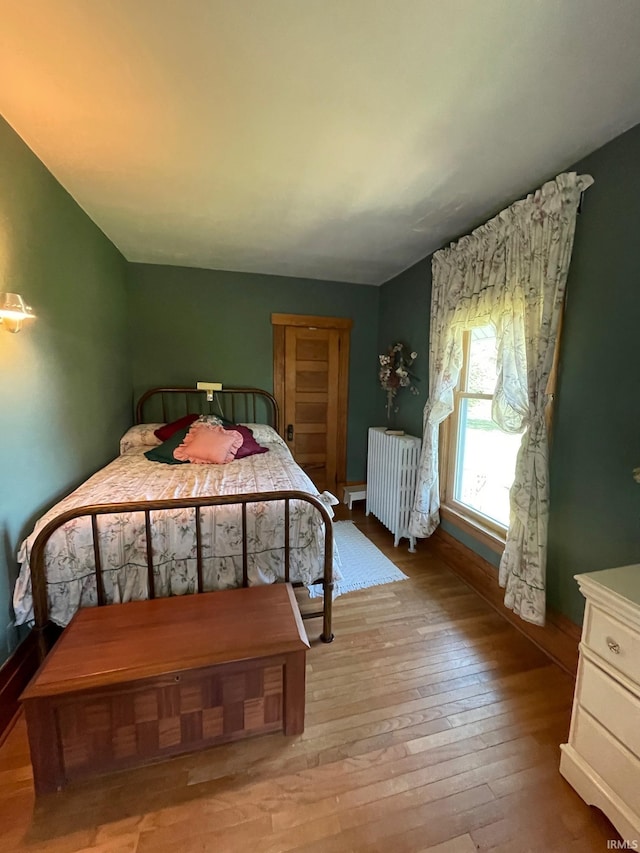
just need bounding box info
[287,424,294,441]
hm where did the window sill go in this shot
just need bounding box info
[439,504,506,556]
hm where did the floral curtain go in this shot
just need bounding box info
[409,172,593,625]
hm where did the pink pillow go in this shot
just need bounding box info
[173,423,243,464]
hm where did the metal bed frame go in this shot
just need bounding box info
[135,386,281,431]
[28,387,335,660]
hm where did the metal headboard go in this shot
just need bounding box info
[135,387,279,431]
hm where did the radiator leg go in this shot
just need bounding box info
[393,534,399,547]
[408,536,416,553]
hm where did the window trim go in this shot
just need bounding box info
[440,328,509,551]
[439,310,563,555]
[439,503,505,555]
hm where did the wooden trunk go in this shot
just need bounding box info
[21,585,309,795]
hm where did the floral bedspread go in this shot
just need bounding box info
[13,425,340,627]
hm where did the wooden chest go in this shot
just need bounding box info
[21,584,309,794]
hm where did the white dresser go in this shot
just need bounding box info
[560,565,640,844]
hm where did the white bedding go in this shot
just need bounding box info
[13,424,340,627]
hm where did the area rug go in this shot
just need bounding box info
[308,520,409,598]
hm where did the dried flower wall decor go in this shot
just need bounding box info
[379,342,419,420]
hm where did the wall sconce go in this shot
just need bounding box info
[0,292,36,333]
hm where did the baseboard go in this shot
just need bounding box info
[0,630,41,744]
[431,527,581,677]
[0,624,60,744]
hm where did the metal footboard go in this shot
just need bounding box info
[28,490,334,661]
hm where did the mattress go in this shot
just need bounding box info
[13,423,340,627]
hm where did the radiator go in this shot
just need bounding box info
[366,427,421,552]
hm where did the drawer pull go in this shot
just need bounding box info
[606,638,620,654]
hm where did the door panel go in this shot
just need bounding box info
[282,326,341,493]
[295,370,328,392]
[296,339,329,361]
[296,402,326,423]
[296,433,326,454]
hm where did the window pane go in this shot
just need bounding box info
[454,398,520,527]
[466,326,498,394]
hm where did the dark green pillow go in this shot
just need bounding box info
[144,425,191,464]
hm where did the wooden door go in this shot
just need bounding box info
[272,314,351,494]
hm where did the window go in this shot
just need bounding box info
[443,325,521,537]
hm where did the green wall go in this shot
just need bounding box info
[127,264,380,481]
[378,257,432,437]
[379,121,640,625]
[546,124,640,622]
[0,116,131,664]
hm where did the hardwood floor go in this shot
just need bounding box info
[0,506,618,852]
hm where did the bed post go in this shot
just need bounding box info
[321,586,334,643]
[30,533,50,663]
[32,627,48,663]
[317,498,335,644]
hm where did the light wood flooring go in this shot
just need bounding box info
[0,506,618,852]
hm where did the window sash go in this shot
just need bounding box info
[442,329,508,539]
[441,316,562,550]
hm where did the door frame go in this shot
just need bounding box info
[271,313,352,489]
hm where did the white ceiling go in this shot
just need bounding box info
[2,1,640,285]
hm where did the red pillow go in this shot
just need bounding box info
[224,424,269,459]
[154,414,199,442]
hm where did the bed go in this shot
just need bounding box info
[13,387,338,658]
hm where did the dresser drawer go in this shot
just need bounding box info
[579,657,640,759]
[584,604,640,688]
[572,705,640,815]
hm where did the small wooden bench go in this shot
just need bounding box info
[21,584,309,795]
